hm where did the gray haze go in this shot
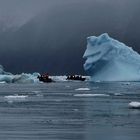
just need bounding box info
[0,0,140,74]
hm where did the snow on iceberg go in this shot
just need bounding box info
[83,33,140,81]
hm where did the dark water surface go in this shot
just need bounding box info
[0,81,140,140]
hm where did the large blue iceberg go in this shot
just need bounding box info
[83,33,140,82]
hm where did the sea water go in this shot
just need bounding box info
[0,81,140,140]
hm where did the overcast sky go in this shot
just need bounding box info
[0,0,52,27]
[0,0,139,26]
[0,0,140,74]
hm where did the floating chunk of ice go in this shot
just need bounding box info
[4,95,28,103]
[129,102,140,109]
[114,93,123,96]
[75,88,90,91]
[74,94,109,97]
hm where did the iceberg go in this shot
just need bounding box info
[12,73,40,83]
[83,33,140,81]
[0,65,40,84]
[0,73,40,84]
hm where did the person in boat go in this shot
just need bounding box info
[38,73,52,82]
[76,75,80,79]
[70,75,73,79]
[66,75,86,81]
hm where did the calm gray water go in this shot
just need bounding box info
[0,81,140,140]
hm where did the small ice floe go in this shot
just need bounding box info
[75,88,90,91]
[4,95,28,103]
[74,94,109,97]
[73,109,79,112]
[129,102,140,109]
[114,93,123,96]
